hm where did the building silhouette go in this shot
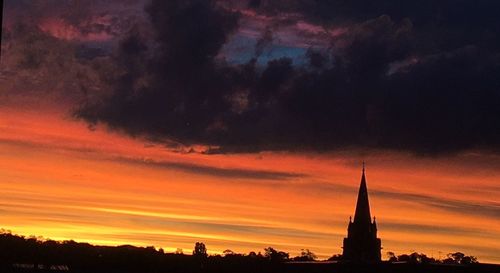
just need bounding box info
[342,164,382,262]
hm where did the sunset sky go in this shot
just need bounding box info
[1,0,500,263]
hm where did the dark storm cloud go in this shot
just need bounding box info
[249,0,500,29]
[3,0,143,36]
[1,0,146,105]
[77,0,500,155]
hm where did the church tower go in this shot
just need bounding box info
[342,164,381,262]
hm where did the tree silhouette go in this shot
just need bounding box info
[328,254,343,261]
[387,252,397,262]
[443,252,478,265]
[293,249,317,261]
[264,247,289,262]
[193,242,207,257]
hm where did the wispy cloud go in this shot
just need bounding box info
[372,190,500,219]
[117,157,306,181]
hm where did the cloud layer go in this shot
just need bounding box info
[4,0,500,155]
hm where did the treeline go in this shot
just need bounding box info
[0,231,326,272]
[0,231,267,273]
[0,230,482,273]
[386,251,478,265]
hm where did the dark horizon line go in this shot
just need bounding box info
[0,228,488,265]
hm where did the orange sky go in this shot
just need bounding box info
[0,106,499,263]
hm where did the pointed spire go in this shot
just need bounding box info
[353,162,372,225]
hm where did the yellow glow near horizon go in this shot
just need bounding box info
[0,107,499,263]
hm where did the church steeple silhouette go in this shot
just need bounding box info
[342,163,382,262]
[354,163,371,225]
